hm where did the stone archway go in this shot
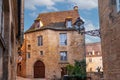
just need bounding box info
[34,60,45,78]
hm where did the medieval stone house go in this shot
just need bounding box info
[99,0,120,80]
[0,0,24,80]
[86,42,103,72]
[20,7,85,79]
[86,42,103,80]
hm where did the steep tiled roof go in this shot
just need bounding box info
[25,9,80,33]
[86,42,102,57]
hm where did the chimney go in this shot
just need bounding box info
[74,6,78,10]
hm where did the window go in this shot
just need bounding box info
[28,45,31,50]
[111,0,116,5]
[27,52,30,59]
[88,52,92,55]
[38,36,43,46]
[116,0,120,12]
[60,51,67,61]
[95,51,100,55]
[40,51,43,55]
[36,22,40,28]
[65,17,72,28]
[66,20,72,28]
[35,18,43,28]
[59,33,67,45]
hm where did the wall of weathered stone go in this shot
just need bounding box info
[98,0,120,80]
[0,44,3,80]
[22,29,84,79]
[0,0,24,80]
[19,40,26,77]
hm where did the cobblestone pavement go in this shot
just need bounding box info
[16,76,46,80]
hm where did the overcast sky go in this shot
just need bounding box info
[24,0,100,43]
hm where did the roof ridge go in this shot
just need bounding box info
[37,10,77,16]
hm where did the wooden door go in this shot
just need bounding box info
[34,61,45,78]
[61,67,67,77]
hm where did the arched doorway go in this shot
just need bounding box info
[17,62,21,76]
[34,60,45,78]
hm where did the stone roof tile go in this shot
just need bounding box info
[26,9,80,33]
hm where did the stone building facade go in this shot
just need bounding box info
[20,7,85,79]
[86,42,103,80]
[0,0,24,80]
[98,0,120,80]
[86,42,103,72]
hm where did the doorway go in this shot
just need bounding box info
[34,60,45,78]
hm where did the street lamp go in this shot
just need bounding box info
[74,17,85,34]
[74,17,100,37]
[74,17,101,58]
[74,16,101,58]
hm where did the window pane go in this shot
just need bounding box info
[40,51,43,55]
[38,36,43,46]
[28,45,31,50]
[60,33,67,45]
[36,22,40,28]
[116,0,120,12]
[67,21,72,28]
[60,51,67,61]
[27,52,30,59]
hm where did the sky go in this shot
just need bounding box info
[24,0,100,43]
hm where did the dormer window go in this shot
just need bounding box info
[66,20,72,28]
[35,18,43,29]
[65,17,72,28]
[36,21,40,28]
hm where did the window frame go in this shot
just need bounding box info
[40,51,43,55]
[27,52,30,59]
[38,36,43,46]
[36,21,40,28]
[60,51,67,61]
[88,52,92,55]
[116,0,120,12]
[28,44,31,50]
[66,20,72,28]
[59,33,67,46]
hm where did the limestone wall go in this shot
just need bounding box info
[98,0,120,80]
[22,29,84,79]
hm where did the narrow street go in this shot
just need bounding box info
[1,0,120,80]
